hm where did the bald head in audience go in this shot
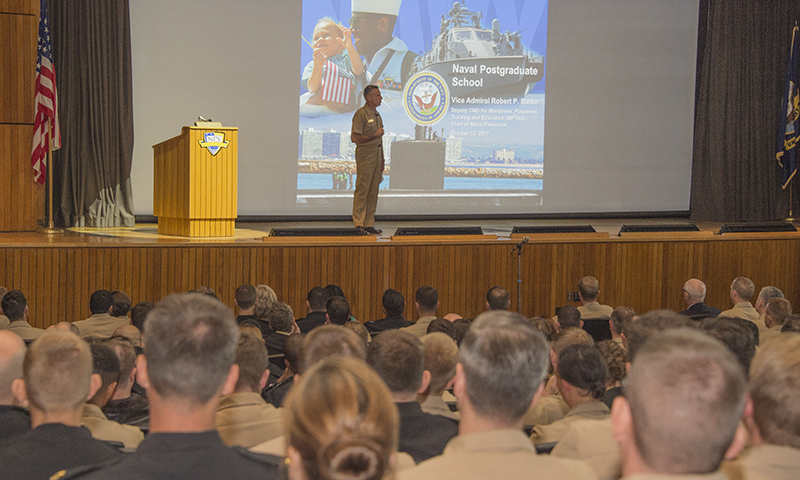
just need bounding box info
[485,286,510,311]
[682,278,707,307]
[612,329,746,476]
[48,321,81,336]
[0,331,26,406]
[112,324,142,347]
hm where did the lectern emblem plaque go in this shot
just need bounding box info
[199,132,230,156]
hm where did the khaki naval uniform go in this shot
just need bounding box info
[623,472,729,480]
[579,302,614,319]
[351,103,384,228]
[752,314,769,333]
[418,394,460,421]
[6,320,45,342]
[551,418,620,480]
[215,392,284,448]
[530,401,610,445]
[0,314,9,329]
[759,325,784,346]
[722,444,800,480]
[400,315,437,339]
[81,403,144,449]
[719,302,760,322]
[72,313,130,340]
[396,429,597,480]
[523,393,570,426]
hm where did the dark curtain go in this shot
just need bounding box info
[691,1,800,222]
[49,0,135,227]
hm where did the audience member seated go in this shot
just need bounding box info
[68,293,281,479]
[523,328,594,427]
[342,321,371,344]
[781,313,800,333]
[0,331,29,441]
[216,332,284,448]
[556,305,582,331]
[263,333,304,408]
[401,286,439,338]
[398,311,595,480]
[760,297,792,345]
[295,287,330,333]
[110,290,132,319]
[1,290,45,343]
[252,284,278,338]
[530,316,554,342]
[723,334,800,480]
[719,276,759,323]
[0,331,122,477]
[529,344,609,445]
[264,302,297,370]
[609,306,633,349]
[325,296,351,326]
[612,329,746,479]
[284,357,404,480]
[129,301,154,352]
[81,344,144,449]
[101,337,149,430]
[485,286,510,311]
[595,339,627,409]
[234,284,259,326]
[72,290,130,341]
[577,276,613,319]
[753,285,784,333]
[367,330,458,463]
[679,278,721,320]
[111,325,141,348]
[417,332,459,421]
[699,317,757,376]
[451,318,471,348]
[0,286,9,329]
[426,317,456,338]
[364,288,411,335]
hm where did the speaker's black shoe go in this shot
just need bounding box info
[364,226,382,234]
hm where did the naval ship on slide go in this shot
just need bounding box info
[413,1,545,98]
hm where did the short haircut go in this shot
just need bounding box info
[367,330,424,396]
[235,284,257,310]
[765,297,792,326]
[529,316,554,342]
[625,329,745,474]
[421,332,458,395]
[748,334,800,448]
[53,321,81,336]
[683,279,707,302]
[625,310,692,362]
[104,337,137,386]
[110,290,132,318]
[486,286,510,310]
[342,322,370,345]
[610,306,634,336]
[325,284,346,299]
[112,325,141,347]
[460,311,550,424]
[557,344,607,400]
[363,84,379,100]
[130,301,155,333]
[238,323,263,341]
[0,332,26,402]
[307,287,331,312]
[757,286,783,304]
[326,296,351,326]
[426,317,455,338]
[699,317,756,375]
[415,286,438,312]
[283,333,305,374]
[285,356,397,480]
[452,318,472,347]
[578,276,600,301]
[268,302,294,333]
[731,277,755,301]
[253,285,278,320]
[90,343,121,397]
[781,314,800,333]
[24,331,93,412]
[235,332,269,392]
[301,326,366,374]
[1,290,27,321]
[89,290,114,315]
[557,305,581,329]
[382,289,405,317]
[595,339,627,386]
[551,327,594,357]
[144,293,238,404]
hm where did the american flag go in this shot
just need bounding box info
[31,0,61,185]
[320,60,353,105]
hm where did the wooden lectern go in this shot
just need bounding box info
[153,126,238,237]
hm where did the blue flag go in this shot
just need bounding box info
[778,25,800,189]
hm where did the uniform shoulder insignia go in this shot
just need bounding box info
[50,471,67,480]
[232,446,283,467]
[51,456,125,479]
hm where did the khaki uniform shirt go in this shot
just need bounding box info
[579,302,614,319]
[7,320,45,342]
[0,314,9,329]
[418,394,460,421]
[623,472,729,480]
[759,325,784,346]
[400,316,437,338]
[551,417,620,480]
[722,444,800,480]
[81,403,144,449]
[530,401,610,445]
[215,392,284,448]
[753,314,769,333]
[523,394,569,427]
[719,302,760,322]
[72,313,130,340]
[397,429,597,480]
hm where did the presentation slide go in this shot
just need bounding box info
[128,0,698,217]
[297,0,547,211]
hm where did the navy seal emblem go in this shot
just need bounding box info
[403,72,449,125]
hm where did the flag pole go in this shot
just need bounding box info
[783,23,798,223]
[38,130,62,235]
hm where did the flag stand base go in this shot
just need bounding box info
[37,226,64,235]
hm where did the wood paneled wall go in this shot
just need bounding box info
[0,236,798,329]
[0,0,41,231]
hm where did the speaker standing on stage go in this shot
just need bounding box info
[351,85,384,235]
